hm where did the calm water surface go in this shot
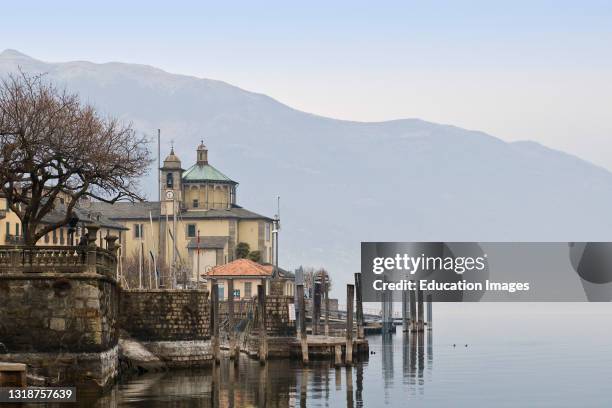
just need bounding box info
[53,304,612,407]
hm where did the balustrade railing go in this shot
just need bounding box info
[0,225,118,279]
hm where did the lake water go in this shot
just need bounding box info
[47,304,612,407]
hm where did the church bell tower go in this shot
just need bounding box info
[160,146,184,213]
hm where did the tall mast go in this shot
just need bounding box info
[273,196,280,278]
[149,210,157,288]
[157,129,161,201]
[164,211,169,286]
[157,129,162,286]
[172,195,177,288]
[138,234,143,289]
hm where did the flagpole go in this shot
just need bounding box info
[172,195,177,288]
[197,229,201,284]
[274,196,280,278]
[150,211,157,288]
[138,236,143,289]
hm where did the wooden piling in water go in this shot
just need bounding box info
[300,365,309,406]
[346,284,354,365]
[228,362,236,407]
[417,285,424,332]
[257,362,268,407]
[426,294,433,330]
[409,281,417,332]
[297,284,308,363]
[334,344,343,367]
[258,284,268,364]
[228,279,234,346]
[212,359,220,408]
[313,282,321,335]
[381,276,393,333]
[402,288,409,332]
[211,280,220,364]
[228,279,238,363]
[324,279,330,336]
[354,273,364,339]
[346,365,354,407]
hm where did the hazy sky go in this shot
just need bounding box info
[2,1,612,169]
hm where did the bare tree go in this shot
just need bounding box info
[122,249,172,289]
[301,266,332,298]
[122,250,144,289]
[0,71,151,245]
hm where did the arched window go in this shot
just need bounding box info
[166,173,174,188]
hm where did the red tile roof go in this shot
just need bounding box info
[206,258,271,277]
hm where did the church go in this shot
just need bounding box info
[91,142,275,287]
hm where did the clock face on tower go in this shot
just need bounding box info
[165,190,174,200]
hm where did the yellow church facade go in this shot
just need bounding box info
[0,196,126,248]
[90,142,274,286]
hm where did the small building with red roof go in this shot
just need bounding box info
[204,258,294,300]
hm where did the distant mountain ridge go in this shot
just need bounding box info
[2,49,612,296]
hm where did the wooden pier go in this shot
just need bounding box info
[292,278,368,365]
[215,274,369,366]
[0,362,27,387]
[289,335,369,366]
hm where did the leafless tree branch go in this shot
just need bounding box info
[0,70,152,245]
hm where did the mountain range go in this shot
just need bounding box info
[2,49,612,297]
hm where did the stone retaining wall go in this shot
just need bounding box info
[1,345,119,390]
[0,268,119,389]
[141,340,213,367]
[119,289,211,341]
[0,274,119,353]
[245,294,296,358]
[264,295,296,336]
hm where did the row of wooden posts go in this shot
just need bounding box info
[296,273,365,366]
[305,273,366,338]
[209,279,257,366]
[207,274,366,366]
[400,286,433,332]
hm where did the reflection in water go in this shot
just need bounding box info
[381,329,434,402]
[29,309,612,408]
[346,365,354,408]
[52,308,612,407]
[382,331,394,392]
[49,332,435,408]
[427,329,433,373]
[299,366,308,407]
[418,332,424,387]
[355,363,364,408]
[212,363,219,408]
[399,329,433,394]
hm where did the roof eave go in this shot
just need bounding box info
[182,179,237,185]
[205,274,272,278]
